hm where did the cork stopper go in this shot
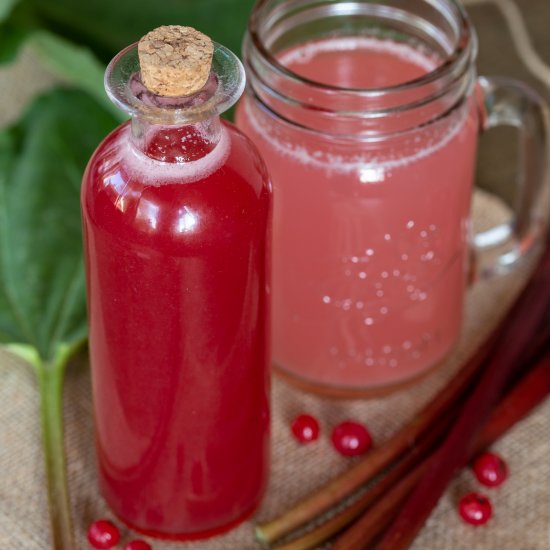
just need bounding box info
[138,25,214,97]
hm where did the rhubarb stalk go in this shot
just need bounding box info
[256,338,493,545]
[275,408,455,550]
[333,345,550,550]
[376,249,550,550]
[260,248,550,549]
[476,347,550,450]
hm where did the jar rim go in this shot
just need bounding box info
[105,41,246,124]
[248,0,474,97]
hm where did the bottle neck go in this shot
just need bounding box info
[104,41,245,155]
[130,114,223,162]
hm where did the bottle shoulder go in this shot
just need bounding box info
[222,119,270,182]
[81,121,271,251]
[83,121,269,196]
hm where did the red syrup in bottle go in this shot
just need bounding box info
[81,39,271,540]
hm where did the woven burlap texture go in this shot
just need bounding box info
[1,187,549,550]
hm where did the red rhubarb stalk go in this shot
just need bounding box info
[256,338,493,544]
[258,250,549,548]
[330,460,427,550]
[476,348,550,450]
[257,262,539,545]
[332,345,550,550]
[376,249,550,550]
[275,409,455,550]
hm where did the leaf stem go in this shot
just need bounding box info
[36,347,75,550]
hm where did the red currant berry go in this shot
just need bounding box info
[331,420,372,457]
[472,452,508,487]
[458,492,493,526]
[124,541,153,550]
[87,519,120,549]
[291,414,320,444]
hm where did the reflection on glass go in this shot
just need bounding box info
[175,206,198,234]
[135,196,161,231]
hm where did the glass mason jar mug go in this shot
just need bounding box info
[236,0,550,395]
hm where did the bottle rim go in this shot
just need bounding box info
[105,41,246,124]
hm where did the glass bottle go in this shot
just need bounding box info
[81,33,271,539]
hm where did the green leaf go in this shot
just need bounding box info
[0,0,254,114]
[27,30,123,120]
[29,0,256,62]
[0,19,29,63]
[4,341,41,368]
[0,87,118,361]
[0,1,39,64]
[0,87,117,547]
[0,0,21,22]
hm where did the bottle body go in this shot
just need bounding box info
[81,119,271,538]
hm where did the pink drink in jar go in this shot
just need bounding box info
[237,0,502,396]
[237,0,550,395]
[238,35,479,393]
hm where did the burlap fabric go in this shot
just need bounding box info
[1,3,550,546]
[1,190,548,550]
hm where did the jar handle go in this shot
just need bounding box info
[473,76,550,278]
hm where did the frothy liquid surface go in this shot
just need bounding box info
[236,36,479,391]
[280,36,439,88]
